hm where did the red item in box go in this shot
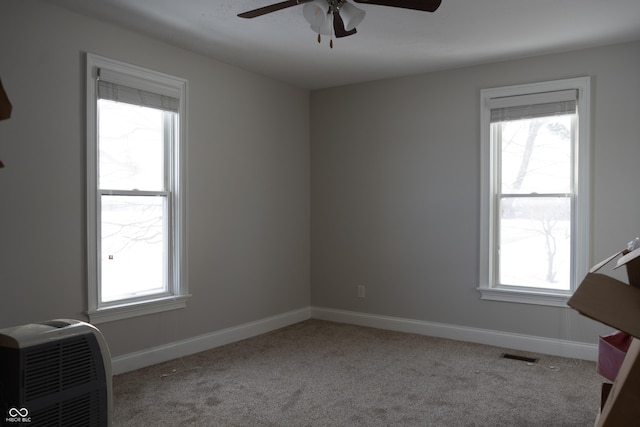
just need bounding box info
[598,331,633,382]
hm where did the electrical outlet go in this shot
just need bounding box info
[357,285,365,298]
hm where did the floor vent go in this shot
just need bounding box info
[500,353,539,363]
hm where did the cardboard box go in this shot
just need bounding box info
[567,246,640,426]
[568,273,640,338]
[568,247,640,337]
[589,246,640,287]
[616,248,640,288]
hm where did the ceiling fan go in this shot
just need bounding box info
[238,0,442,47]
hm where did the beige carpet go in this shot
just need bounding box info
[113,319,602,426]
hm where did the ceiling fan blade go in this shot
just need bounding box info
[238,0,313,18]
[333,12,357,38]
[352,0,441,12]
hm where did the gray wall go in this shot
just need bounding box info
[0,1,310,357]
[311,41,640,344]
[2,0,638,359]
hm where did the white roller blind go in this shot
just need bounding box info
[488,89,577,123]
[97,68,179,112]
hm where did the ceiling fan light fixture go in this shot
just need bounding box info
[239,0,442,45]
[303,0,329,28]
[339,1,365,31]
[310,10,334,36]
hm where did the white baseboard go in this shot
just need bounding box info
[112,306,598,374]
[311,307,598,361]
[111,307,311,375]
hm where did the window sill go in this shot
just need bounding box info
[87,294,190,324]
[478,287,571,307]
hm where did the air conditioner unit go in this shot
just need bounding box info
[0,319,112,427]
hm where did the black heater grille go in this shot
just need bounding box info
[23,336,98,401]
[16,334,108,427]
[28,391,105,427]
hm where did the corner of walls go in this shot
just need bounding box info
[311,307,598,361]
[111,308,311,375]
[112,305,596,376]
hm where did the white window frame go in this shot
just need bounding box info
[478,77,591,307]
[86,53,189,323]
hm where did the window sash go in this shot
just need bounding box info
[96,103,174,306]
[492,114,576,292]
[495,194,573,290]
[98,191,170,306]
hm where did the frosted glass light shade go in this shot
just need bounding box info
[311,11,334,36]
[340,2,365,31]
[303,0,329,27]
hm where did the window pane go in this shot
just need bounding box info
[98,99,166,191]
[499,115,573,194]
[499,197,571,290]
[101,195,167,302]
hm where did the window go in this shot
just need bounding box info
[86,54,188,323]
[479,77,590,306]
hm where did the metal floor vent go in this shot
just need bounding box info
[500,353,539,363]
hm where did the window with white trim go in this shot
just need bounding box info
[86,53,189,323]
[479,77,590,307]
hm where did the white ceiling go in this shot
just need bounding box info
[46,0,640,89]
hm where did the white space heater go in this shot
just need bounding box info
[0,319,112,427]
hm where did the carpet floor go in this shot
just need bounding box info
[112,319,602,426]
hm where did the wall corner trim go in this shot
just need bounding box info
[111,307,311,374]
[310,307,597,361]
[111,306,597,375]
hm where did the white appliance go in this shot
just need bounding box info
[0,319,112,426]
